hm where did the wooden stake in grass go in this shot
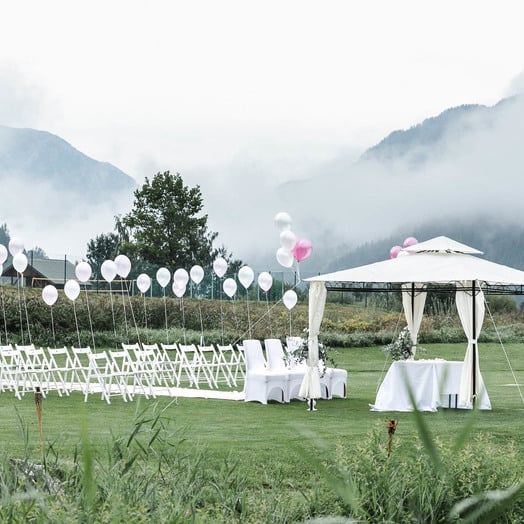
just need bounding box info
[386,418,398,457]
[35,387,43,459]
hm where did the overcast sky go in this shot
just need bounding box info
[1,0,524,261]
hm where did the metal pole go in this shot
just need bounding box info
[472,280,477,406]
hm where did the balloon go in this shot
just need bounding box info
[172,282,186,298]
[389,245,401,259]
[190,264,204,285]
[173,268,189,287]
[42,285,58,306]
[223,278,237,298]
[156,267,171,288]
[274,211,292,231]
[258,271,273,292]
[114,254,132,278]
[213,257,228,278]
[293,238,313,262]
[13,253,28,273]
[0,244,7,264]
[101,260,117,283]
[75,261,92,283]
[403,236,418,248]
[276,247,294,268]
[279,230,297,251]
[238,265,254,289]
[136,273,151,293]
[8,237,24,256]
[64,279,80,301]
[283,289,298,310]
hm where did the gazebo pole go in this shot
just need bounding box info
[472,280,477,407]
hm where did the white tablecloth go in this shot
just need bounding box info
[371,359,491,412]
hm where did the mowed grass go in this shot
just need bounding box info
[2,341,524,470]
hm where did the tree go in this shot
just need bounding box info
[121,171,219,268]
[86,232,120,278]
[0,223,10,246]
[27,246,48,260]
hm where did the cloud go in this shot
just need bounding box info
[0,65,46,127]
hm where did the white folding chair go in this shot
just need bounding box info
[0,345,23,399]
[46,347,75,396]
[216,344,241,388]
[70,347,93,394]
[85,351,128,404]
[243,339,288,404]
[16,345,52,397]
[265,338,305,401]
[160,343,182,387]
[110,349,155,400]
[178,344,208,388]
[197,345,222,388]
[139,343,173,388]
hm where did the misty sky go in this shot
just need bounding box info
[1,1,524,266]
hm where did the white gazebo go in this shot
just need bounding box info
[301,236,524,410]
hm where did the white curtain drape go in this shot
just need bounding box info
[456,280,485,408]
[299,281,327,399]
[401,283,427,358]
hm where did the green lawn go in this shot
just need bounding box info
[2,342,524,461]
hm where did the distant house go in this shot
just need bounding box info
[2,258,78,288]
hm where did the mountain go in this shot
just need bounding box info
[275,94,524,276]
[0,125,136,197]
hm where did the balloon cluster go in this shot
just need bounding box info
[274,212,313,268]
[389,236,418,259]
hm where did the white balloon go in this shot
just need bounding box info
[283,289,298,310]
[64,279,81,301]
[172,282,186,298]
[213,257,228,278]
[42,285,58,306]
[238,265,254,289]
[223,278,237,298]
[279,230,297,251]
[274,211,292,231]
[190,264,204,285]
[114,254,132,278]
[258,271,273,292]
[156,267,171,288]
[13,253,28,273]
[173,268,189,287]
[136,273,151,293]
[0,244,7,264]
[8,237,24,256]
[101,260,117,283]
[276,247,294,268]
[75,261,92,283]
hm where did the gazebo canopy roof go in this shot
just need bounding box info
[306,236,524,288]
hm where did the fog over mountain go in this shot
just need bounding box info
[200,93,524,275]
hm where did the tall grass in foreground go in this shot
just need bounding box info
[1,402,523,523]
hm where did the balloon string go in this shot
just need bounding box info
[289,310,292,337]
[17,275,24,344]
[219,284,225,345]
[197,286,204,345]
[120,280,129,343]
[245,290,252,338]
[72,300,81,348]
[265,292,273,338]
[1,288,8,344]
[84,285,96,350]
[180,297,186,344]
[125,280,140,345]
[143,293,149,343]
[21,283,32,345]
[50,306,56,346]
[163,289,169,344]
[109,282,117,342]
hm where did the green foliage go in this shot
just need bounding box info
[86,232,121,278]
[121,171,219,268]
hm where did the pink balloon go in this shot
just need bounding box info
[293,238,313,262]
[403,236,418,248]
[389,245,401,259]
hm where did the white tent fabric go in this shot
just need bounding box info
[401,283,427,357]
[456,281,489,408]
[305,236,524,408]
[299,281,326,399]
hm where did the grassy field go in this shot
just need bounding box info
[1,341,524,521]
